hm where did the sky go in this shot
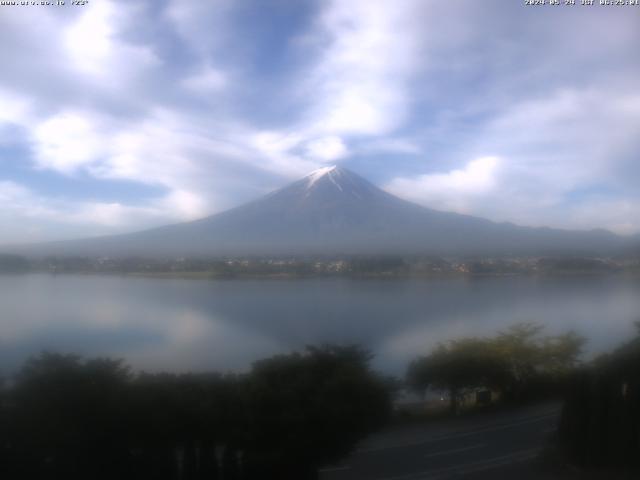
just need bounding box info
[0,0,639,244]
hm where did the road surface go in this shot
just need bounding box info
[320,402,560,480]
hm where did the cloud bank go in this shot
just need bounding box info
[0,0,639,242]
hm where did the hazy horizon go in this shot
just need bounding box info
[2,164,635,259]
[2,164,638,250]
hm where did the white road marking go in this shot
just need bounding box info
[423,443,485,458]
[319,465,351,473]
[359,411,558,454]
[377,448,539,480]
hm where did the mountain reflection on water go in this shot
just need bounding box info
[1,273,639,375]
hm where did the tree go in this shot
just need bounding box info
[407,337,504,414]
[559,322,640,471]
[492,323,546,399]
[243,345,392,479]
[3,347,392,480]
[493,323,584,400]
[10,353,132,479]
[128,371,245,479]
[407,323,586,411]
[541,331,585,376]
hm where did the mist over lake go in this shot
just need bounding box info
[2,273,638,376]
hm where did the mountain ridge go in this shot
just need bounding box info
[7,166,632,258]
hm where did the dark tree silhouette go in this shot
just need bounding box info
[243,345,392,479]
[8,353,132,479]
[1,346,391,480]
[559,322,640,473]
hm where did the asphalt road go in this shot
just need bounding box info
[319,402,561,480]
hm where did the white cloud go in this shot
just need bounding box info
[304,0,421,137]
[63,1,159,83]
[0,179,214,244]
[358,137,421,155]
[568,198,640,236]
[69,202,158,229]
[32,111,104,174]
[388,83,640,233]
[14,0,423,203]
[250,131,317,177]
[26,107,248,218]
[246,0,424,174]
[0,2,247,241]
[64,2,113,75]
[385,157,501,214]
[0,88,32,126]
[1,0,640,241]
[467,88,640,229]
[181,66,227,93]
[13,105,266,238]
[0,181,32,205]
[159,189,208,220]
[165,0,234,56]
[304,136,348,162]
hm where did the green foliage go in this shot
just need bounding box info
[559,324,640,471]
[407,337,505,413]
[407,323,586,410]
[244,345,391,477]
[1,346,391,480]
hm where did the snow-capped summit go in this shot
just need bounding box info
[25,166,626,257]
[306,165,338,187]
[292,165,386,202]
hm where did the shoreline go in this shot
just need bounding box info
[2,269,638,280]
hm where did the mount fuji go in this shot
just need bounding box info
[22,166,628,257]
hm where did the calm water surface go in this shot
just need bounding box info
[1,274,639,375]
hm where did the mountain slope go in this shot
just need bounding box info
[20,166,628,257]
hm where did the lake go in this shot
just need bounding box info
[1,273,639,376]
